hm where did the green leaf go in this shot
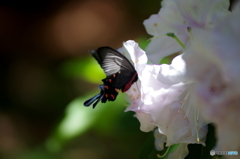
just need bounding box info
[59,57,105,83]
[18,147,58,159]
[160,56,172,64]
[45,92,127,152]
[136,37,151,51]
[159,53,180,64]
[138,132,157,159]
[157,144,179,159]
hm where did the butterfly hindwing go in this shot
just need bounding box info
[104,70,137,91]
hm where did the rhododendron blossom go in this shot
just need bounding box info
[114,0,240,158]
[183,2,240,155]
[119,40,208,158]
[143,0,230,63]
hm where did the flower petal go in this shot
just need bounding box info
[144,0,230,63]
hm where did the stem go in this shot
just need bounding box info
[194,106,200,142]
[166,33,186,49]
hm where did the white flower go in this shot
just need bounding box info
[182,2,240,154]
[119,40,208,149]
[143,0,230,63]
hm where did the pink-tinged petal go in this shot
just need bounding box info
[206,0,230,25]
[121,40,208,149]
[174,0,230,28]
[135,112,155,132]
[157,54,187,84]
[144,0,230,63]
[153,101,189,146]
[213,102,240,156]
[121,40,148,74]
[154,129,167,151]
[125,81,142,111]
[143,0,189,36]
[143,14,171,36]
[140,64,207,145]
[182,3,240,153]
[171,54,186,76]
[146,36,187,64]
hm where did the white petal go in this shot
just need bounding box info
[146,36,183,64]
[122,40,148,73]
[154,129,167,151]
[157,55,188,84]
[135,112,155,132]
[144,0,230,63]
[122,40,208,148]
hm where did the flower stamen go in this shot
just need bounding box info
[194,106,200,142]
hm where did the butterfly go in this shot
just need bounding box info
[84,47,138,108]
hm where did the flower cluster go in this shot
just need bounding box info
[120,0,240,158]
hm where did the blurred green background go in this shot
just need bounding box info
[0,0,160,158]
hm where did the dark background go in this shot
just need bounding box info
[0,0,160,158]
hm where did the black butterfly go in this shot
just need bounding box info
[84,47,138,108]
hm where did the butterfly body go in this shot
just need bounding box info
[84,47,138,108]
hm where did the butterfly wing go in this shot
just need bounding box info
[84,47,138,108]
[103,70,137,91]
[90,47,135,76]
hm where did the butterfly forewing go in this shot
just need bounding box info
[90,47,135,76]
